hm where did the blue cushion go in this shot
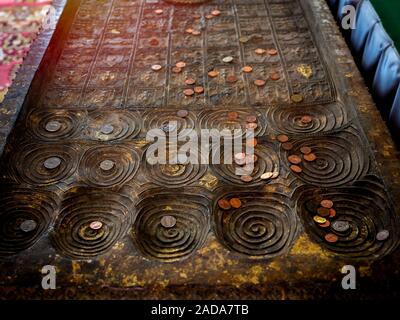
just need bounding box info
[389,85,400,143]
[372,46,400,119]
[350,0,380,58]
[361,22,393,84]
[337,0,361,21]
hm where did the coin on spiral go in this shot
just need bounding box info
[211,9,221,16]
[229,198,242,209]
[100,124,114,135]
[151,64,162,71]
[44,157,61,170]
[89,221,103,230]
[313,216,326,224]
[320,199,334,209]
[319,220,331,228]
[304,153,317,162]
[239,36,250,43]
[261,172,274,180]
[317,207,330,217]
[271,171,279,179]
[222,56,234,63]
[185,78,196,85]
[161,215,177,228]
[325,233,339,243]
[291,94,304,103]
[208,70,219,78]
[254,79,266,87]
[329,208,336,218]
[240,175,253,183]
[267,48,278,56]
[176,61,186,68]
[194,86,204,94]
[277,134,289,143]
[100,159,115,171]
[288,155,302,165]
[300,146,312,155]
[183,88,195,96]
[177,109,189,118]
[376,230,390,241]
[246,122,258,130]
[20,220,37,233]
[218,199,231,210]
[242,66,253,73]
[290,165,302,173]
[332,220,350,233]
[282,142,293,151]
[45,120,61,132]
[270,72,280,81]
[301,115,313,124]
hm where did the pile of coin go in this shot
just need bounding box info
[311,199,340,243]
[218,197,242,210]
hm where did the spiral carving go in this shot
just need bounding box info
[214,189,298,258]
[131,188,210,262]
[51,188,134,259]
[79,145,140,188]
[0,186,59,257]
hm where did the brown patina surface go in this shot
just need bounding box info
[1,0,400,299]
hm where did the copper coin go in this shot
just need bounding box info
[246,115,257,123]
[319,220,331,228]
[329,208,336,218]
[149,38,159,46]
[242,66,253,73]
[89,221,103,230]
[151,64,162,71]
[246,122,258,130]
[185,78,196,85]
[255,48,266,55]
[313,216,326,224]
[183,88,195,96]
[277,134,289,143]
[254,79,266,87]
[317,207,330,217]
[226,75,238,83]
[161,215,177,228]
[176,61,186,68]
[218,199,231,210]
[185,28,194,34]
[45,120,61,132]
[288,155,302,165]
[291,94,304,103]
[261,172,273,180]
[240,175,253,183]
[100,160,115,171]
[304,153,317,162]
[290,165,302,173]
[192,30,201,36]
[177,109,189,118]
[301,115,313,124]
[229,198,242,209]
[100,124,114,135]
[235,157,246,166]
[20,220,37,232]
[205,14,214,19]
[267,48,278,56]
[228,111,238,120]
[208,70,219,78]
[155,9,163,14]
[172,66,182,73]
[332,220,349,233]
[271,171,280,179]
[282,142,293,151]
[325,233,339,243]
[376,230,390,241]
[321,199,334,209]
[246,138,258,147]
[44,157,61,170]
[300,146,312,155]
[211,9,221,16]
[270,72,280,81]
[194,86,204,94]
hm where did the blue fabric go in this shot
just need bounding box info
[350,0,380,58]
[372,45,400,119]
[389,85,400,143]
[327,0,339,11]
[337,0,361,21]
[361,22,393,83]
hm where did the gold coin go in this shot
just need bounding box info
[291,94,304,103]
[313,216,326,224]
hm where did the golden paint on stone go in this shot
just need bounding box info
[199,173,219,189]
[296,64,313,79]
[160,163,185,176]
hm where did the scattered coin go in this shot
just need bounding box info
[161,215,177,228]
[291,94,304,103]
[218,199,231,210]
[176,61,186,68]
[185,28,194,34]
[100,159,115,171]
[222,56,234,63]
[288,155,302,165]
[290,165,302,173]
[149,38,159,46]
[234,152,246,161]
[317,207,330,217]
[226,75,238,83]
[183,88,195,96]
[270,72,280,81]
[255,48,266,55]
[319,220,331,228]
[192,30,201,36]
[332,220,350,233]
[320,199,334,209]
[246,115,257,123]
[172,66,182,73]
[20,220,37,233]
[185,78,196,85]
[282,142,293,151]
[45,120,61,132]
[211,9,221,16]
[300,146,312,155]
[44,157,61,170]
[242,66,253,73]
[194,86,204,94]
[177,109,189,118]
[239,36,250,43]
[376,230,390,241]
[100,124,114,135]
[228,111,239,120]
[304,153,317,162]
[301,115,313,124]
[254,79,266,87]
[329,208,337,218]
[271,171,280,179]
[267,48,278,56]
[208,70,219,78]
[240,175,253,183]
[246,122,258,130]
[229,198,242,209]
[313,216,326,224]
[246,138,258,147]
[205,14,214,19]
[325,233,339,243]
[151,64,162,71]
[89,221,103,230]
[155,9,163,14]
[277,134,289,143]
[261,172,274,180]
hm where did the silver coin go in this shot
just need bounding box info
[101,124,114,135]
[44,157,61,170]
[222,56,234,63]
[376,230,390,241]
[161,215,176,228]
[89,221,103,230]
[20,219,37,233]
[99,160,115,171]
[331,220,350,233]
[45,120,61,132]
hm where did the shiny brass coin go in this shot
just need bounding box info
[161,215,177,228]
[229,198,242,209]
[313,215,326,224]
[222,56,234,63]
[240,175,253,183]
[100,160,115,171]
[290,165,302,173]
[185,78,196,85]
[176,61,186,68]
[304,153,317,162]
[270,72,280,81]
[254,79,266,87]
[246,122,258,130]
[282,142,293,151]
[45,120,61,132]
[89,221,103,230]
[288,155,302,165]
[277,134,289,143]
[239,36,250,43]
[172,66,182,73]
[242,66,253,73]
[301,115,313,124]
[246,138,258,147]
[246,115,257,123]
[194,86,204,94]
[218,199,231,210]
[177,109,189,118]
[100,124,114,135]
[267,48,278,56]
[155,9,163,14]
[228,111,239,120]
[329,208,336,218]
[331,220,349,233]
[317,207,330,217]
[320,199,334,209]
[183,88,195,96]
[376,230,390,241]
[261,172,273,180]
[325,233,339,243]
[319,220,331,228]
[211,9,221,16]
[151,64,162,71]
[20,220,37,232]
[208,70,219,78]
[300,146,312,155]
[255,48,266,55]
[44,157,61,170]
[226,75,238,83]
[291,94,304,103]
